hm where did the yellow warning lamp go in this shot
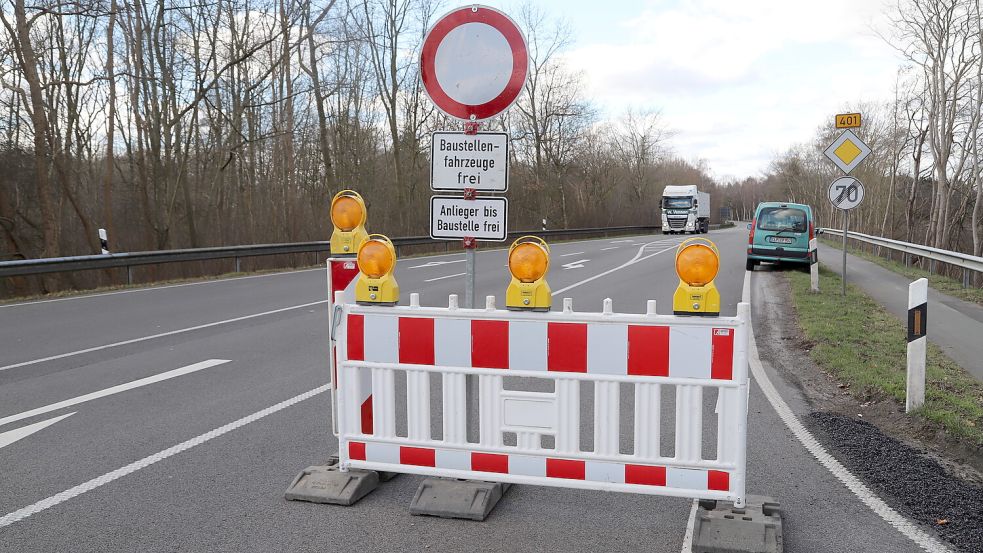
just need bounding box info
[355,235,399,305]
[672,238,721,316]
[506,236,551,311]
[329,190,369,256]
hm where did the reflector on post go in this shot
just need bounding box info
[672,238,721,316]
[506,236,551,311]
[330,190,369,256]
[355,234,399,305]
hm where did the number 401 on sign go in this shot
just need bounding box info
[835,113,862,129]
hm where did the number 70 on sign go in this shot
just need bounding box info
[827,176,865,210]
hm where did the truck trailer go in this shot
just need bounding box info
[661,185,710,234]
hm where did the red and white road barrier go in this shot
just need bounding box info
[327,258,364,437]
[332,293,751,506]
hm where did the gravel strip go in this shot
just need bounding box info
[808,412,983,552]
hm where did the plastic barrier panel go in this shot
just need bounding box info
[332,294,750,506]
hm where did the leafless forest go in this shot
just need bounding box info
[0,0,980,295]
[724,0,983,269]
[0,1,711,268]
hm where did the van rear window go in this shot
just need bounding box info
[757,208,807,232]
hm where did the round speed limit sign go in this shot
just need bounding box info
[828,176,865,210]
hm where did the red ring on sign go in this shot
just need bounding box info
[421,7,528,121]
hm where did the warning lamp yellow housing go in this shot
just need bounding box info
[506,236,551,311]
[672,237,721,316]
[330,190,369,256]
[355,235,399,305]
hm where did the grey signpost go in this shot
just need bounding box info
[823,126,870,296]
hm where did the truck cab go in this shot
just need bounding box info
[661,185,710,234]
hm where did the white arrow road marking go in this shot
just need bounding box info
[424,272,466,282]
[551,241,677,296]
[559,251,585,257]
[561,259,590,270]
[408,259,465,269]
[0,412,75,450]
[0,384,327,529]
[0,359,230,427]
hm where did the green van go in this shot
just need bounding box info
[746,202,816,271]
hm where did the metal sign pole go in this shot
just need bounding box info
[465,247,476,308]
[842,209,848,296]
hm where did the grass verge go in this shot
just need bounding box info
[819,236,983,306]
[787,266,983,447]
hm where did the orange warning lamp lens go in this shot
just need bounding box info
[509,242,549,283]
[357,239,394,278]
[331,196,364,231]
[675,244,719,286]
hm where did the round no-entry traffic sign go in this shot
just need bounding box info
[827,176,865,210]
[420,5,528,121]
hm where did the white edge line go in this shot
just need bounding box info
[424,272,467,282]
[680,498,698,552]
[559,251,586,257]
[0,360,230,427]
[1,267,323,308]
[600,247,619,251]
[0,384,329,529]
[742,270,950,552]
[0,300,325,373]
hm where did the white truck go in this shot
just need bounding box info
[661,185,710,234]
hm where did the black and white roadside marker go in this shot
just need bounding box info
[906,278,928,413]
[99,228,109,255]
[809,238,819,292]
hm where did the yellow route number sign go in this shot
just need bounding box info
[835,113,862,129]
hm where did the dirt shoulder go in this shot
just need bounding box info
[752,268,983,551]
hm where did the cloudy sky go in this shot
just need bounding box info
[502,0,905,180]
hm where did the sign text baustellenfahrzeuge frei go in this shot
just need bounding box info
[430,132,508,192]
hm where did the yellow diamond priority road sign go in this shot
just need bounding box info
[824,129,871,174]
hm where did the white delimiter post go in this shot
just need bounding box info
[809,238,819,292]
[906,278,928,413]
[98,228,109,254]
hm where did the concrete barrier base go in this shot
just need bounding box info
[692,495,783,553]
[409,478,511,521]
[284,456,396,506]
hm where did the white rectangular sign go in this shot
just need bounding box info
[430,131,508,192]
[430,196,508,241]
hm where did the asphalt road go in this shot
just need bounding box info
[0,227,945,552]
[817,241,983,380]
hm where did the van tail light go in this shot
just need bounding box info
[748,220,755,244]
[809,220,815,241]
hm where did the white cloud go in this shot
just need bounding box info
[559,0,902,178]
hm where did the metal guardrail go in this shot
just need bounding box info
[821,228,983,286]
[0,225,662,279]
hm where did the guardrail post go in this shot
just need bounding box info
[235,256,241,273]
[126,265,133,285]
[963,268,969,289]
